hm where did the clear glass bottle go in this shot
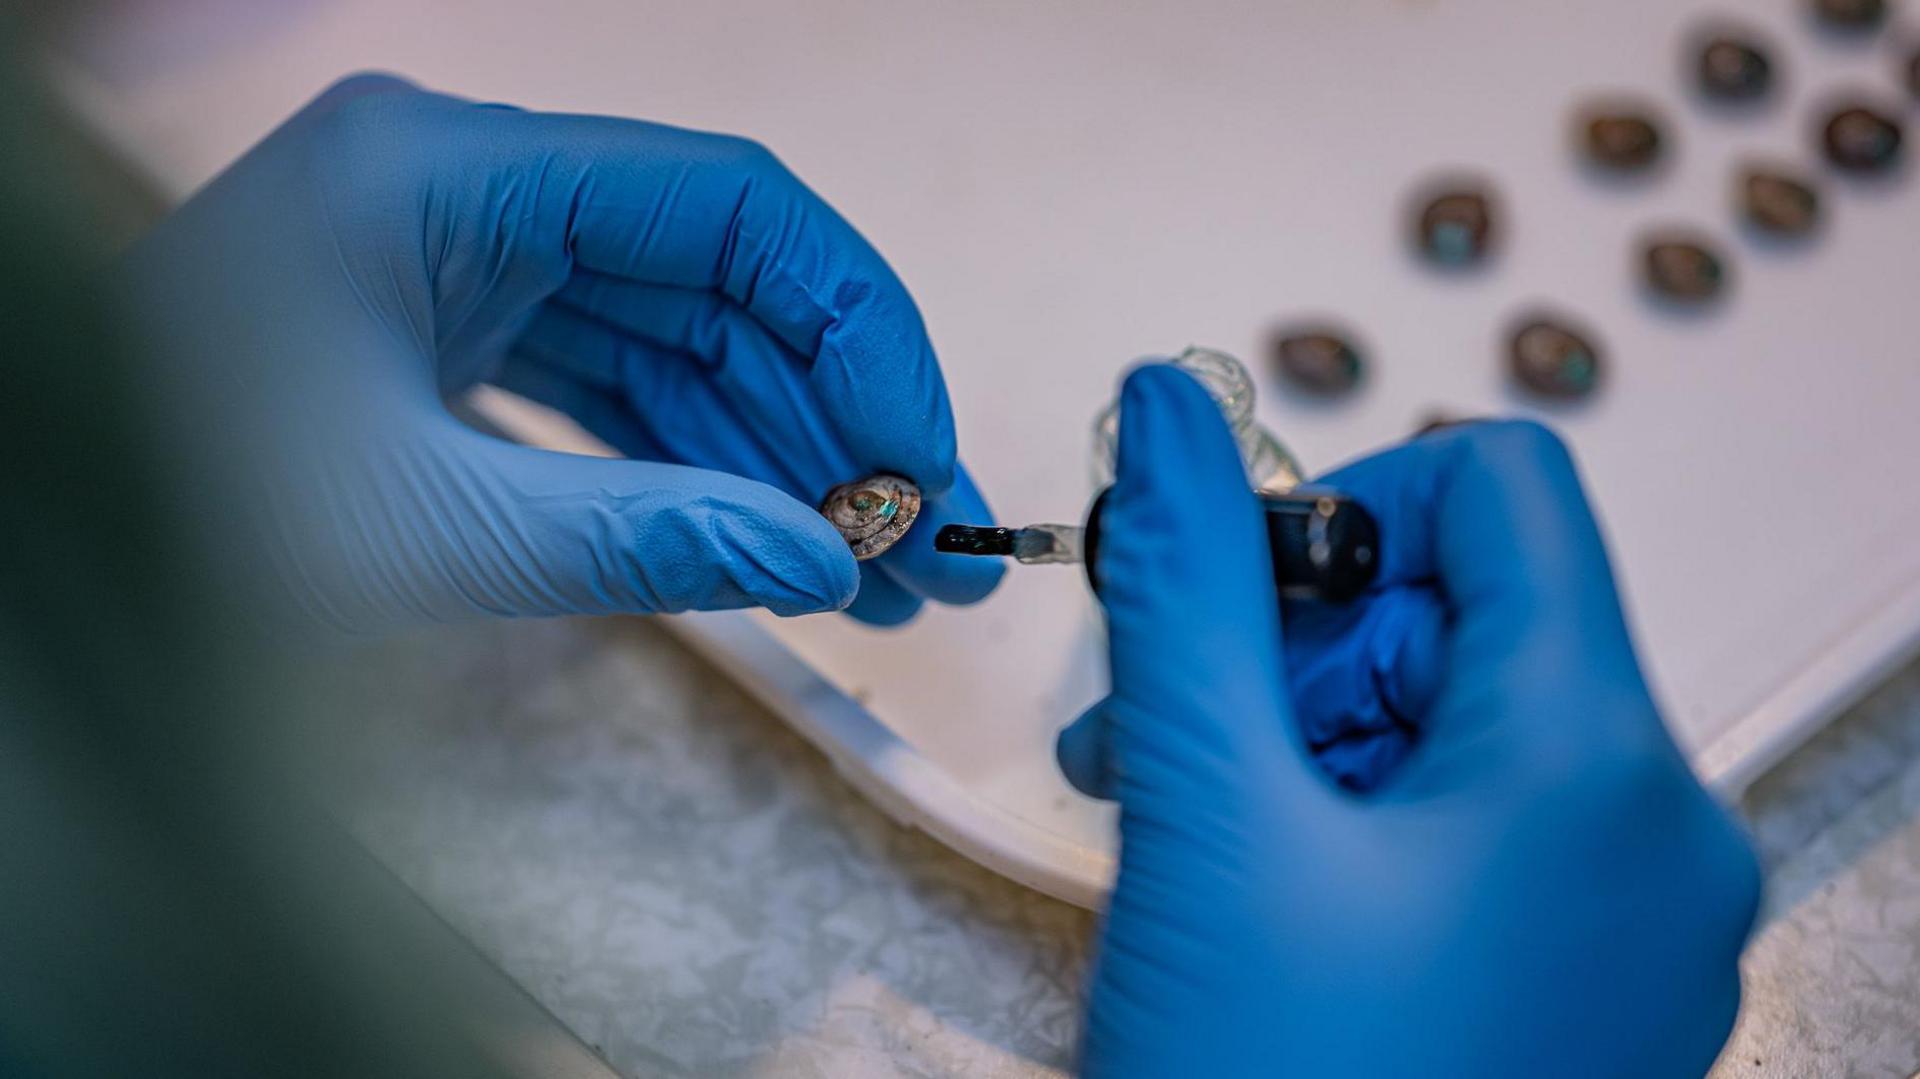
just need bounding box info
[1091,347,1303,493]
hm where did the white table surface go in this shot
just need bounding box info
[327,613,1920,1078]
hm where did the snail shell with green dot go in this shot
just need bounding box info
[819,474,922,560]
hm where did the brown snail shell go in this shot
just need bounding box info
[818,474,922,560]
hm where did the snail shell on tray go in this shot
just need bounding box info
[818,474,922,560]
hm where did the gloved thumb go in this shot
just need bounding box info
[469,435,860,619]
[291,425,861,629]
[1093,365,1332,813]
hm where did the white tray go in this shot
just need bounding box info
[55,0,1920,907]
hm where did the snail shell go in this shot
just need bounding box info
[818,474,922,560]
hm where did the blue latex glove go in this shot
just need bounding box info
[120,74,1001,631]
[1062,366,1759,1077]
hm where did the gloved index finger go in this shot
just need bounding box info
[506,110,958,494]
[1097,364,1334,812]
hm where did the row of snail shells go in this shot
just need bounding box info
[818,474,923,560]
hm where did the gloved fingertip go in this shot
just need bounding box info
[873,461,1005,606]
[653,472,859,617]
[912,451,959,499]
[1118,362,1212,429]
[1113,363,1249,504]
[717,510,861,617]
[771,556,862,617]
[1056,703,1116,800]
[843,562,923,626]
[311,72,420,111]
[910,549,1006,607]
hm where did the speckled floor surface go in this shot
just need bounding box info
[1718,660,1920,1079]
[331,615,1920,1078]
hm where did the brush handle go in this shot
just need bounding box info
[1080,489,1380,603]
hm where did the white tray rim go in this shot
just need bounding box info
[662,558,1920,909]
